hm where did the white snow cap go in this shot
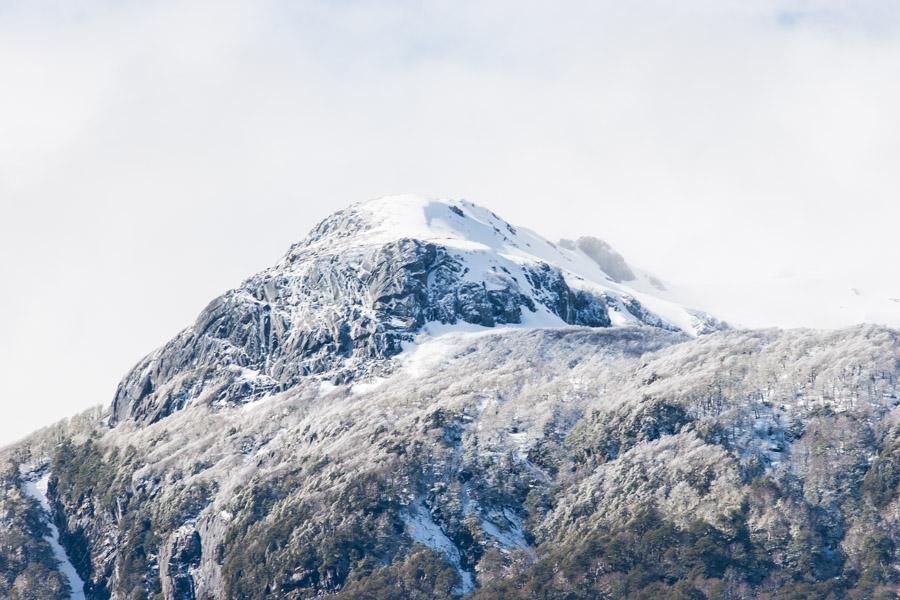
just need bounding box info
[302,195,722,337]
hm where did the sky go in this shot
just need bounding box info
[1,0,899,446]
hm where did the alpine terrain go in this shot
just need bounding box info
[1,195,898,599]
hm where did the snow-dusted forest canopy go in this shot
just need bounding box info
[3,323,898,598]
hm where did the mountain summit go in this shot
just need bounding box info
[111,195,723,424]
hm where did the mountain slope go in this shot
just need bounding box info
[1,197,898,600]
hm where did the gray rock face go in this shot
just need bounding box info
[160,527,202,600]
[575,236,636,282]
[111,239,621,425]
[112,255,661,422]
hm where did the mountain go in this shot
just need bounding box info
[1,196,898,600]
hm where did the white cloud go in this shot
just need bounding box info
[1,0,899,444]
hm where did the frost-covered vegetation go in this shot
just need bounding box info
[2,325,898,599]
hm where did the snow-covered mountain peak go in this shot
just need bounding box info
[295,195,548,256]
[110,196,726,424]
[287,195,721,335]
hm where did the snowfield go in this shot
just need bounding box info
[19,468,87,600]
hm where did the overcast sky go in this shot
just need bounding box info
[2,0,899,446]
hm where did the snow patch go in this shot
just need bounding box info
[19,468,86,600]
[402,500,474,594]
[480,508,532,554]
[397,317,573,379]
[350,376,389,396]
